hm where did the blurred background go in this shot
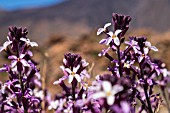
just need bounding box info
[0,0,170,112]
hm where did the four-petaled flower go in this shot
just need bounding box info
[145,41,158,51]
[92,81,123,105]
[8,54,30,68]
[65,65,81,83]
[106,30,122,46]
[138,47,149,63]
[97,23,111,35]
[0,36,12,52]
[20,38,38,47]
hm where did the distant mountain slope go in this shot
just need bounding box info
[0,0,170,44]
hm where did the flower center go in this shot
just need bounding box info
[142,54,145,57]
[71,72,75,76]
[17,58,20,61]
[112,35,116,39]
[106,91,111,96]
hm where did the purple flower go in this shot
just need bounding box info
[97,23,111,35]
[0,36,12,52]
[20,38,38,47]
[106,30,122,46]
[8,54,30,72]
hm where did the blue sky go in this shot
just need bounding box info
[0,0,64,11]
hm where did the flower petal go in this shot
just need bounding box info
[145,41,151,47]
[104,23,111,29]
[144,47,149,55]
[65,68,72,74]
[92,91,106,99]
[115,29,122,36]
[102,81,112,92]
[8,55,17,60]
[20,59,30,67]
[73,65,80,73]
[11,60,17,68]
[106,37,112,45]
[107,31,113,36]
[150,46,158,51]
[111,85,123,94]
[30,42,38,47]
[97,28,104,35]
[99,39,106,44]
[74,74,81,82]
[114,37,120,46]
[68,75,74,83]
[107,95,115,105]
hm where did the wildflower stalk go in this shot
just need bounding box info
[162,89,170,113]
[117,46,123,77]
[139,64,153,113]
[19,72,28,113]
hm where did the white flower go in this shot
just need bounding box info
[145,41,158,51]
[161,68,170,77]
[97,23,111,35]
[48,100,59,110]
[138,47,149,63]
[106,30,122,46]
[8,54,30,68]
[92,81,123,105]
[65,65,81,83]
[20,38,38,47]
[0,36,12,52]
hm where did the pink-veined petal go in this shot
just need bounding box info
[20,38,27,42]
[104,23,111,29]
[92,91,106,99]
[106,37,112,45]
[150,46,158,51]
[99,39,106,44]
[111,85,123,95]
[20,59,30,67]
[102,81,112,92]
[65,68,72,74]
[20,54,25,59]
[97,28,104,35]
[107,31,113,37]
[145,41,151,47]
[73,65,80,73]
[138,56,143,63]
[114,37,120,46]
[68,75,74,83]
[30,42,38,47]
[74,74,81,82]
[3,41,12,49]
[8,55,17,60]
[144,47,149,55]
[115,29,122,36]
[107,95,115,105]
[11,60,17,68]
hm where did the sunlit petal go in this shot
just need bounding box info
[68,75,74,83]
[102,81,112,92]
[107,95,115,105]
[75,74,81,82]
[114,37,120,46]
[115,29,122,36]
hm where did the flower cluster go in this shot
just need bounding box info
[50,53,90,112]
[96,13,170,113]
[0,27,41,113]
[0,13,170,113]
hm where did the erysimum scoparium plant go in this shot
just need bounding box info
[0,27,42,113]
[0,13,170,113]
